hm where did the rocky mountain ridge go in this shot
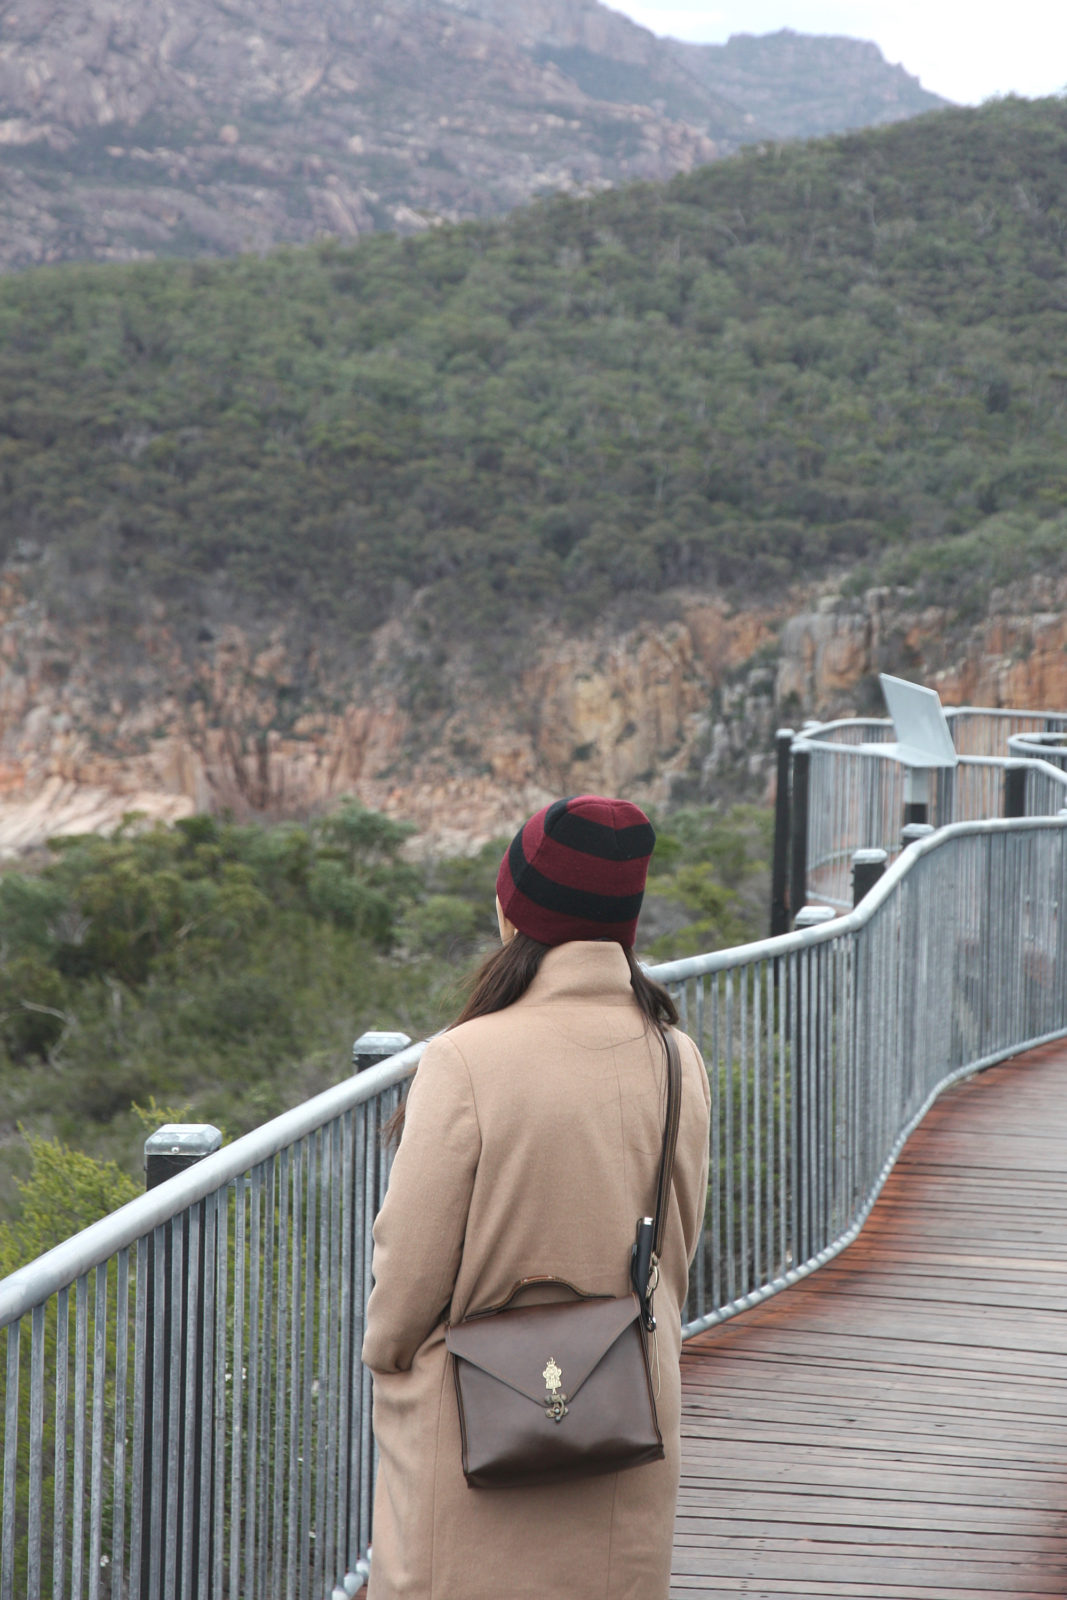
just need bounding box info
[0,562,1063,857]
[0,0,945,270]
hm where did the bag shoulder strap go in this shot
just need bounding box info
[651,1029,683,1264]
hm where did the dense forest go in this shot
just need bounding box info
[1,96,1065,661]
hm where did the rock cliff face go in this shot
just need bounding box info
[0,0,945,271]
[0,560,1063,856]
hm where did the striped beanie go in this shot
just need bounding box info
[496,795,656,948]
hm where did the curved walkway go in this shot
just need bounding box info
[673,1040,1067,1599]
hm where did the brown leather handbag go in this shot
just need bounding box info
[445,1031,682,1489]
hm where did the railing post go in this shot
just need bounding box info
[789,741,812,928]
[141,1124,222,1600]
[792,905,836,1264]
[352,1030,412,1073]
[852,848,888,907]
[770,728,795,938]
[144,1126,223,1190]
[1003,763,1027,818]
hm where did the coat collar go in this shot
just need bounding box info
[519,940,637,1008]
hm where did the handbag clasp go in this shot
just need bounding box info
[543,1357,569,1422]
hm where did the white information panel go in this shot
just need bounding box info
[878,673,958,768]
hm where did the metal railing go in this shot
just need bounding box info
[796,712,1067,909]
[797,717,895,747]
[0,1047,420,1600]
[658,817,1067,1332]
[1008,730,1067,771]
[806,707,1067,759]
[3,819,1067,1597]
[946,706,1067,757]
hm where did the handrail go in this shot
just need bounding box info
[0,1044,425,1329]
[1008,730,1067,766]
[655,812,1058,979]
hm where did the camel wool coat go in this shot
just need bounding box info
[362,941,711,1600]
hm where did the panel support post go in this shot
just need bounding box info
[1003,763,1027,819]
[903,766,929,828]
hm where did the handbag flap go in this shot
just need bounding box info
[446,1293,641,1407]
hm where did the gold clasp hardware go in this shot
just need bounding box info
[542,1357,568,1423]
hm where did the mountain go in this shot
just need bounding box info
[0,0,946,271]
[672,29,946,142]
[0,94,1062,850]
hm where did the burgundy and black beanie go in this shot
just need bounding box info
[496,795,656,948]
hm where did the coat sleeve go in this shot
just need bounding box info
[362,1033,481,1375]
[676,1031,711,1268]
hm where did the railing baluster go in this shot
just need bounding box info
[87,1261,108,1600]
[111,1250,129,1600]
[27,1302,44,1600]
[245,1166,262,1599]
[72,1274,88,1600]
[2,1321,20,1599]
[229,1179,246,1600]
[273,1151,289,1593]
[212,1187,228,1600]
[314,1130,329,1600]
[165,1217,184,1600]
[256,1160,276,1595]
[336,1110,354,1579]
[287,1142,304,1600]
[324,1124,341,1587]
[181,1205,200,1600]
[299,1138,317,1600]
[129,1243,146,1598]
[198,1196,216,1600]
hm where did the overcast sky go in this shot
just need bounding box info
[611,1,1067,106]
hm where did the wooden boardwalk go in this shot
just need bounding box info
[673,1039,1067,1598]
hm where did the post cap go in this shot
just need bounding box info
[852,848,889,865]
[143,1124,222,1163]
[352,1029,412,1069]
[901,823,935,843]
[794,905,837,928]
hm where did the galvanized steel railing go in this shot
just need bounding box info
[661,815,1067,1333]
[0,1047,420,1600]
[945,706,1067,757]
[3,819,1067,1596]
[799,722,1067,909]
[1008,730,1067,771]
[807,707,1067,759]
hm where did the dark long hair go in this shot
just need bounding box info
[383,935,678,1145]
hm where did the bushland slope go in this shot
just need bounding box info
[0,96,1063,844]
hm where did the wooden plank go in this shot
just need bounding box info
[672,1039,1067,1598]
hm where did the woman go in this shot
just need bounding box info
[362,795,711,1599]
